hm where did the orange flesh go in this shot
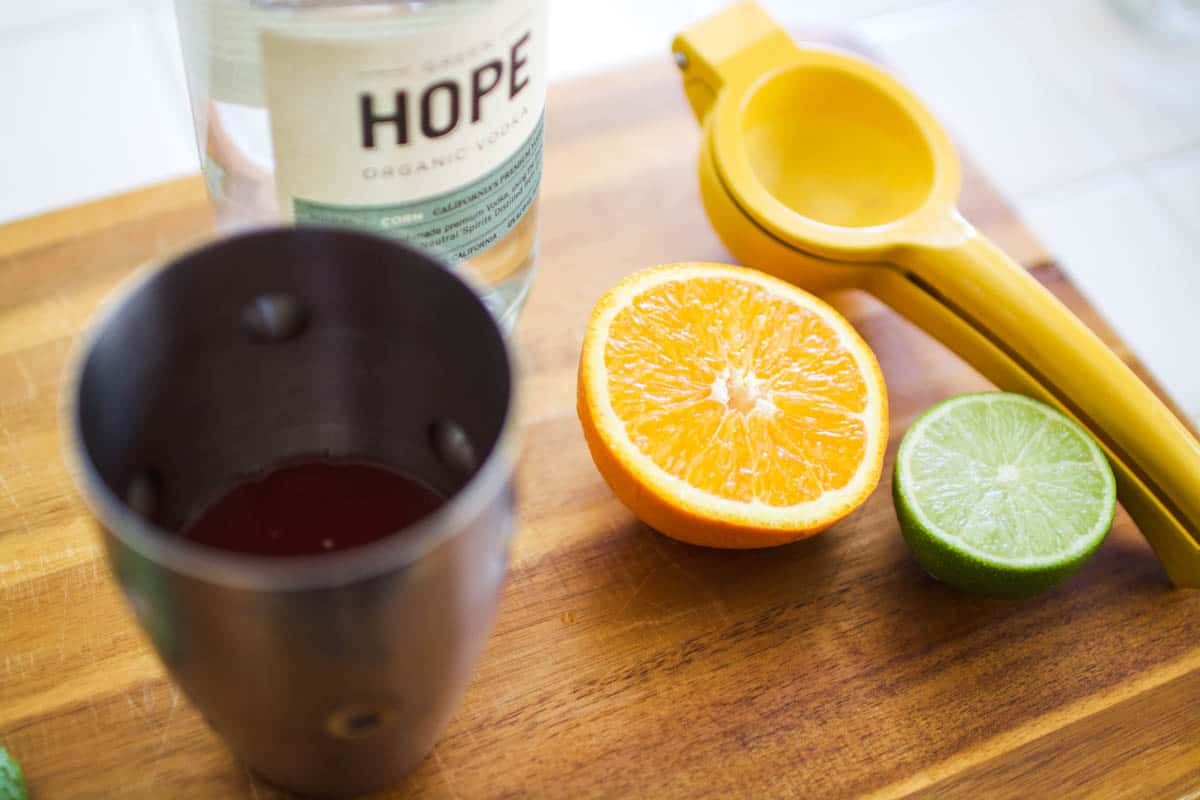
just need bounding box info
[605,276,869,507]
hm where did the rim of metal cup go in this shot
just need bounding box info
[61,227,520,592]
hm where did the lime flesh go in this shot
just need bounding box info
[894,392,1116,598]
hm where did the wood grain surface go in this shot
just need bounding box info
[2,54,1200,800]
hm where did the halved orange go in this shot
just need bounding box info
[577,263,888,548]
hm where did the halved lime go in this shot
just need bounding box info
[893,392,1116,598]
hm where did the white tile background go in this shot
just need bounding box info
[0,0,1198,417]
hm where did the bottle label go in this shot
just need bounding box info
[260,0,546,262]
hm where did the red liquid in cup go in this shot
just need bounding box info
[182,459,446,556]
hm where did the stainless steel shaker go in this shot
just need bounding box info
[65,228,517,797]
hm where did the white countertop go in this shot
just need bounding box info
[1,0,1198,418]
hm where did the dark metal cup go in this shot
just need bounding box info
[64,228,517,797]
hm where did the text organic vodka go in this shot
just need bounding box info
[174,0,547,327]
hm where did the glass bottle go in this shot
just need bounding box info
[173,0,548,328]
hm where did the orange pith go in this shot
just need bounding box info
[578,263,888,549]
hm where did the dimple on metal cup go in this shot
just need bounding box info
[64,228,517,797]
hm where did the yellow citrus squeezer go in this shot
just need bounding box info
[673,1,1200,587]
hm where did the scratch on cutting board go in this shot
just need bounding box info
[244,764,263,800]
[6,651,36,675]
[138,685,180,791]
[0,545,101,586]
[644,535,732,625]
[88,700,102,734]
[124,683,158,717]
[13,355,37,400]
[433,750,464,800]
[0,472,30,533]
[61,560,72,603]
[51,293,76,332]
[615,568,657,615]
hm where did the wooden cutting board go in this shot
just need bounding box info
[2,51,1199,800]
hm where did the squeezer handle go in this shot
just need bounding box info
[886,232,1200,587]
